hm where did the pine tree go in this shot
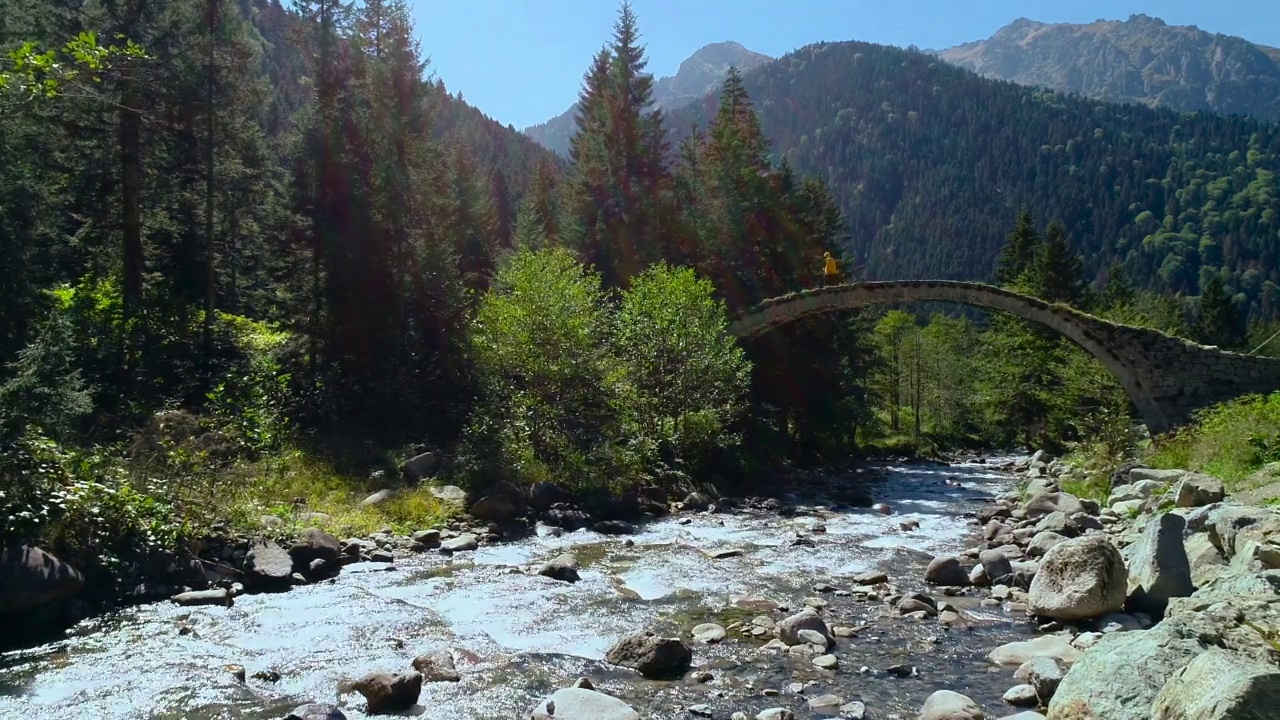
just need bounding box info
[994,209,1039,287]
[1101,262,1136,311]
[1031,219,1086,306]
[490,168,514,250]
[1198,274,1242,348]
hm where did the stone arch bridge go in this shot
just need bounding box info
[727,280,1280,434]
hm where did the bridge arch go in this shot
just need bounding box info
[729,281,1180,432]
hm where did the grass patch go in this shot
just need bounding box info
[223,449,459,539]
[1146,392,1280,491]
[1060,475,1110,504]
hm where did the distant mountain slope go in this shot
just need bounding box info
[668,40,1280,320]
[525,41,772,157]
[935,14,1280,120]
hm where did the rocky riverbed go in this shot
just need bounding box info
[2,454,1277,720]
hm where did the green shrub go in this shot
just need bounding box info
[1149,391,1280,485]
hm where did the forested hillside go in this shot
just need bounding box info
[670,40,1280,323]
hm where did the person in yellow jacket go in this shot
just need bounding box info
[822,251,840,287]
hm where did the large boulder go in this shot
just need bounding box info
[531,688,639,720]
[1022,491,1086,519]
[288,528,341,570]
[1207,506,1280,558]
[1047,623,1204,720]
[1183,532,1228,588]
[244,539,294,588]
[401,451,438,481]
[353,671,422,714]
[1125,513,1194,617]
[1028,535,1128,620]
[604,633,692,679]
[0,545,84,613]
[469,494,517,523]
[918,689,984,720]
[925,555,971,586]
[1174,473,1225,508]
[529,482,570,511]
[1150,648,1280,720]
[775,608,835,649]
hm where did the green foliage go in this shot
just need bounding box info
[0,31,146,101]
[1148,392,1280,486]
[465,249,751,491]
[467,247,622,489]
[0,309,93,442]
[615,264,751,466]
[668,40,1280,326]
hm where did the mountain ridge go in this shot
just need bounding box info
[933,13,1280,120]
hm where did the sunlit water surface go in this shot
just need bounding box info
[0,458,1034,720]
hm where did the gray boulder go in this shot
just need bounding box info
[775,608,834,649]
[288,528,341,569]
[918,689,984,719]
[531,688,639,720]
[0,545,84,613]
[980,549,1014,583]
[1022,492,1085,519]
[412,649,460,682]
[171,588,233,607]
[1150,648,1280,719]
[1027,531,1068,558]
[1014,656,1065,701]
[353,671,422,714]
[538,553,581,583]
[360,489,395,506]
[1047,612,1232,720]
[529,481,570,511]
[244,539,294,587]
[1183,532,1228,588]
[285,704,347,720]
[1028,535,1128,620]
[469,494,517,523]
[440,534,478,553]
[1125,513,1194,617]
[1174,473,1225,508]
[1129,468,1188,484]
[925,555,971,586]
[604,633,692,679]
[401,451,438,481]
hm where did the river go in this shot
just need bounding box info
[0,457,1033,720]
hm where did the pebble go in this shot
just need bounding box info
[689,704,713,716]
[812,654,838,670]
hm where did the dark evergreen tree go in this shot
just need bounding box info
[1198,274,1242,348]
[1032,220,1086,306]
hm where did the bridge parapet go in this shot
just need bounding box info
[728,281,1280,433]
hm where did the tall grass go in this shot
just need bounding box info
[1147,392,1280,488]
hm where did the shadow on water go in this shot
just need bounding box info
[0,457,1034,720]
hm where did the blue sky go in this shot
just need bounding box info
[411,1,1280,130]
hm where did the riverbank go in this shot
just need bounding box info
[5,452,1275,719]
